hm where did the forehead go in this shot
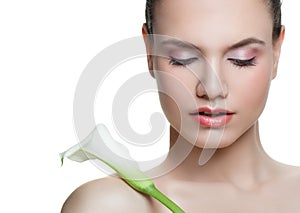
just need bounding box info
[153,0,273,50]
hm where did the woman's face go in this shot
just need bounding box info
[144,0,283,148]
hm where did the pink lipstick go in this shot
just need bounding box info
[190,107,234,128]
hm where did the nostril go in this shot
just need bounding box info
[196,81,228,100]
[197,93,209,99]
[195,82,208,99]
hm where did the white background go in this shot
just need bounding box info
[0,1,299,212]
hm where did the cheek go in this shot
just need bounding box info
[156,74,194,115]
[232,64,272,120]
[215,65,273,148]
[154,61,199,131]
[158,92,181,130]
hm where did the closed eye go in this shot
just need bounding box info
[169,56,198,66]
[228,56,256,67]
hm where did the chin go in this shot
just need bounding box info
[193,139,235,149]
[186,128,241,149]
[171,122,246,150]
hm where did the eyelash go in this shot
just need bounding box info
[227,56,257,68]
[168,56,198,66]
[168,56,257,68]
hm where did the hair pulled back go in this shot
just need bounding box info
[145,0,282,41]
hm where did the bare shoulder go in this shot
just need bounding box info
[61,177,153,213]
[274,164,300,195]
[288,165,300,187]
[281,164,300,181]
[277,165,300,209]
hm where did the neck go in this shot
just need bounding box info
[160,122,281,189]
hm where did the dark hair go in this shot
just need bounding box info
[145,0,282,41]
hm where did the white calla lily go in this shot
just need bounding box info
[60,124,185,213]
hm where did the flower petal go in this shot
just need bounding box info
[60,124,152,182]
[60,124,185,212]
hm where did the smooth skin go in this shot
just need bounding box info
[61,0,300,212]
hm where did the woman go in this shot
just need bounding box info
[62,0,300,212]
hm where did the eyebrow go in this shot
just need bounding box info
[227,37,266,51]
[160,37,266,52]
[161,39,198,50]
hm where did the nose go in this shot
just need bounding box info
[196,65,228,100]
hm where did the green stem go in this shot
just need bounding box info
[147,185,185,213]
[62,149,186,212]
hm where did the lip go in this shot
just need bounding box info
[190,107,235,128]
